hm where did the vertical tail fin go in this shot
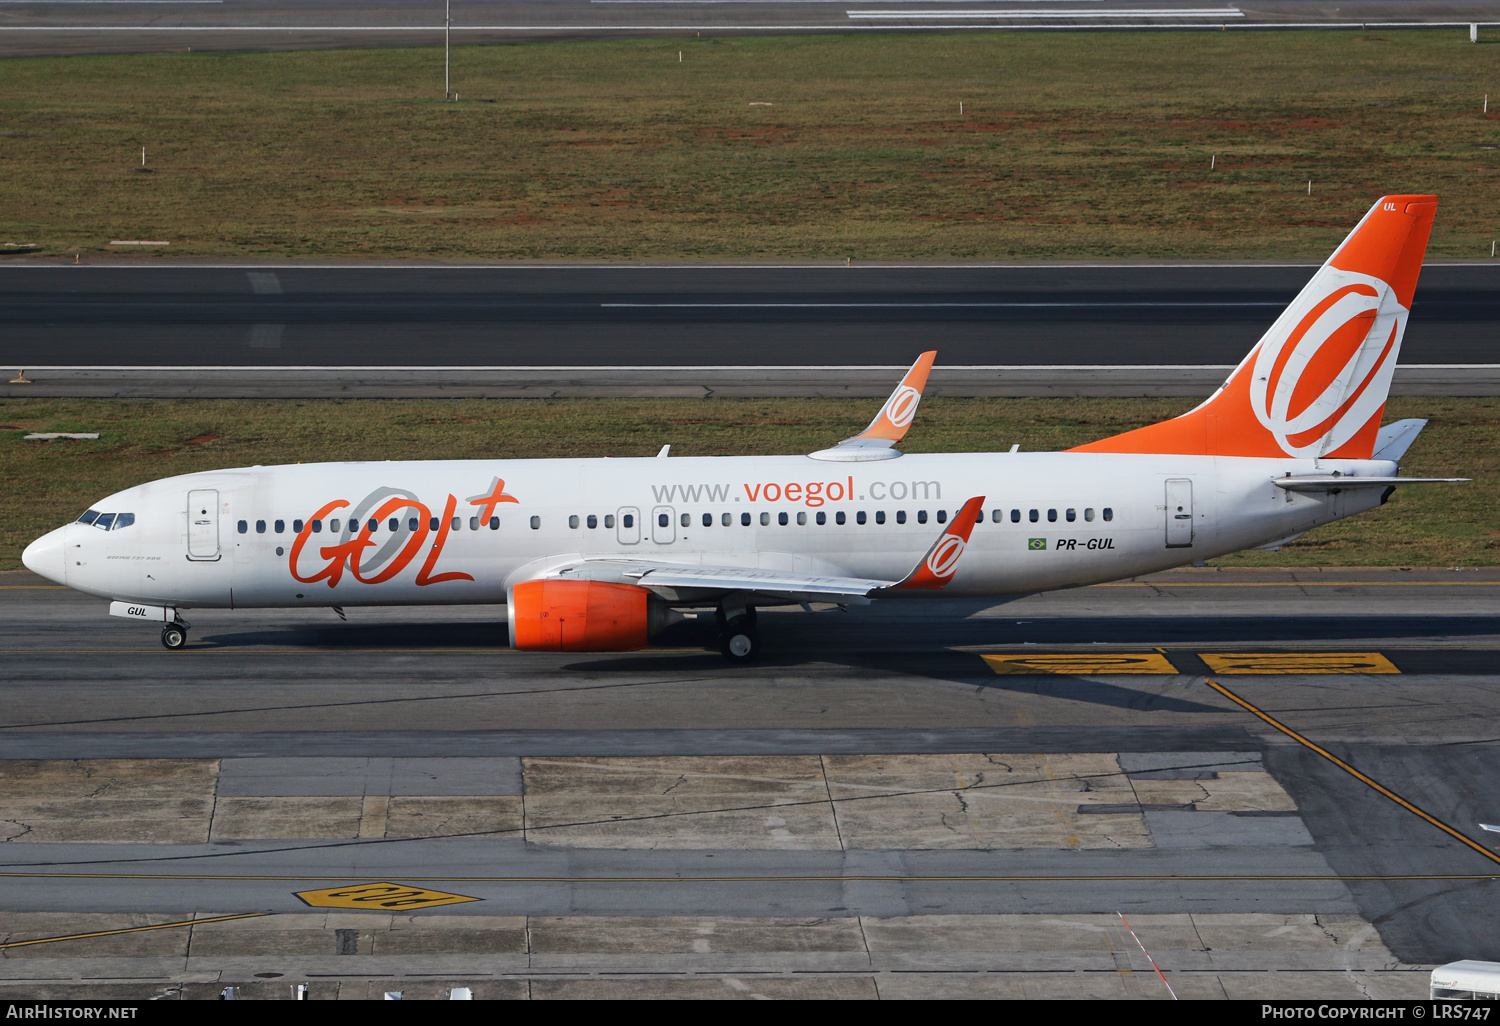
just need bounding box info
[1071,195,1437,459]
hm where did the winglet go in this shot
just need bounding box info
[810,351,936,462]
[884,496,985,591]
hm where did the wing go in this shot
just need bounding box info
[541,496,986,606]
[809,351,936,462]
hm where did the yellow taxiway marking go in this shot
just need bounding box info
[1206,679,1500,868]
[982,652,1178,675]
[1201,652,1400,675]
[0,912,267,951]
[295,881,481,910]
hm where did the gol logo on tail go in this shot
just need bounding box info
[1250,272,1405,458]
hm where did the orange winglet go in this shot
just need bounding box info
[1070,196,1437,460]
[890,495,985,591]
[853,350,937,443]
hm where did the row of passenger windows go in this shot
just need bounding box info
[237,516,544,534]
[232,506,1113,536]
[76,510,135,531]
[563,507,1113,529]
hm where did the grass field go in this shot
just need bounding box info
[2,396,1493,572]
[0,32,1497,261]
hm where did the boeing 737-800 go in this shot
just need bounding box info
[22,195,1463,660]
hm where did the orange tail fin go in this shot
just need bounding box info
[1070,195,1437,459]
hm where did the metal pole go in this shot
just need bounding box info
[445,0,450,99]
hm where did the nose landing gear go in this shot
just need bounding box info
[160,619,190,650]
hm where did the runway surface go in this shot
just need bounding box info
[2,264,1497,397]
[2,565,1499,976]
[0,0,1494,58]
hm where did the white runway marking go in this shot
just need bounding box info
[847,7,1242,17]
[600,301,1284,308]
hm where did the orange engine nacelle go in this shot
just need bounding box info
[508,579,652,652]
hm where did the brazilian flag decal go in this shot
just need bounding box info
[1028,538,1046,551]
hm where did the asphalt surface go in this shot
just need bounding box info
[2,263,1497,369]
[0,0,1495,57]
[2,566,1500,964]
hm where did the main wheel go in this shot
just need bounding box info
[160,624,187,650]
[719,625,759,662]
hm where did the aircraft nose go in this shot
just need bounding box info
[21,526,67,585]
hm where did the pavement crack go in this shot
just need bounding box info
[660,774,689,797]
[0,820,33,843]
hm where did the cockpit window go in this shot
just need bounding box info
[93,512,116,531]
[112,513,135,530]
[77,510,100,525]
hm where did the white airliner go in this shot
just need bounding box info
[22,195,1463,659]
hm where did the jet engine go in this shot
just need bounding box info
[508,579,680,652]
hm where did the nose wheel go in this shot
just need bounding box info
[160,623,188,650]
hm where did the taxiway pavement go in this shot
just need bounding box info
[1,566,1498,978]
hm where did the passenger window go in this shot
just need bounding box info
[569,515,580,529]
[721,513,731,526]
[113,513,135,530]
[658,513,669,528]
[93,513,115,531]
[450,517,461,531]
[797,512,807,525]
[330,519,341,532]
[237,519,248,534]
[1084,508,1095,522]
[1011,509,1021,523]
[835,511,845,525]
[857,511,867,525]
[991,509,1002,523]
[408,518,418,531]
[275,520,286,534]
[256,520,266,534]
[1029,509,1038,523]
[489,516,499,530]
[778,512,788,526]
[388,518,399,532]
[816,512,826,525]
[607,514,617,528]
[1066,508,1076,522]
[876,511,886,525]
[1103,507,1114,521]
[469,516,480,531]
[937,509,947,524]
[77,510,100,525]
[294,519,305,533]
[428,517,439,531]
[702,513,712,527]
[530,516,541,530]
[587,515,598,529]
[760,512,770,526]
[917,510,927,524]
[896,511,907,525]
[681,512,691,528]
[741,512,751,526]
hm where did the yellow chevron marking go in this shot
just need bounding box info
[1199,652,1400,675]
[981,653,1179,675]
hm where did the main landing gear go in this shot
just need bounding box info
[716,605,759,663]
[160,618,191,650]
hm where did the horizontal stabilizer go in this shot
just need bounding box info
[1273,475,1466,492]
[1372,419,1427,462]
